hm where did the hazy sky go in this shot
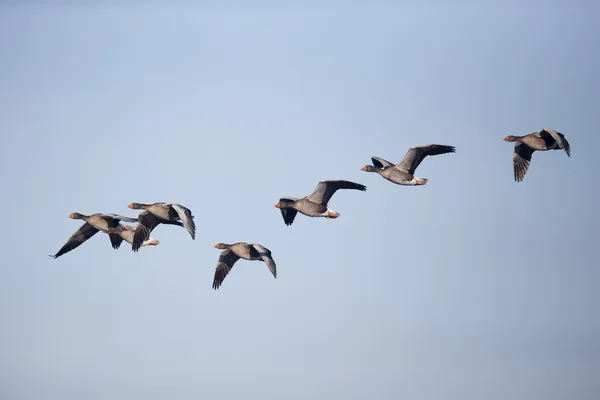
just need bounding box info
[0,1,598,399]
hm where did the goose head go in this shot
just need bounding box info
[361,165,379,172]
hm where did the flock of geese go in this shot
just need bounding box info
[50,128,571,289]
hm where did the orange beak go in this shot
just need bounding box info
[128,203,134,209]
[214,244,220,248]
[503,136,509,141]
[361,166,367,171]
[68,213,75,219]
[274,203,281,208]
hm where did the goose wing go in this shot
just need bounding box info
[109,233,124,250]
[50,222,99,259]
[513,142,535,182]
[278,197,299,226]
[371,157,395,169]
[539,128,571,157]
[307,180,366,206]
[252,244,277,279]
[132,210,164,252]
[170,204,196,240]
[396,144,456,174]
[212,249,241,290]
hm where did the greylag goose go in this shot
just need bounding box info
[212,242,277,290]
[128,202,196,252]
[504,128,571,182]
[274,180,366,226]
[50,212,145,259]
[361,144,456,185]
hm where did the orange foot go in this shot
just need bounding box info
[327,211,340,218]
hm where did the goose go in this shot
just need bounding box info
[128,202,196,252]
[212,242,277,290]
[361,144,456,185]
[274,180,366,226]
[49,212,147,259]
[504,128,571,182]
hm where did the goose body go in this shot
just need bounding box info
[361,144,456,185]
[274,180,366,226]
[504,128,571,182]
[212,242,277,290]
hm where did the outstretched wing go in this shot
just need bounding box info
[371,156,395,169]
[132,211,164,252]
[212,249,241,290]
[307,180,367,206]
[396,144,456,174]
[252,244,277,279]
[170,204,196,240]
[513,142,535,182]
[49,222,99,259]
[540,128,571,157]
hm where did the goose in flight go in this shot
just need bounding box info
[128,202,196,252]
[274,180,366,226]
[49,212,158,259]
[361,144,455,185]
[503,128,571,182]
[212,242,277,290]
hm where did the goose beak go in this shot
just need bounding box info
[274,203,281,208]
[68,213,75,219]
[214,244,219,248]
[503,136,509,141]
[360,166,367,171]
[128,203,134,209]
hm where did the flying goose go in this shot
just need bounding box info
[49,212,151,259]
[274,180,366,226]
[212,242,277,290]
[361,144,456,185]
[504,128,571,182]
[128,202,196,252]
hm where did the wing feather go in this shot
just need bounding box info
[371,157,394,169]
[170,204,196,240]
[252,244,277,279]
[513,142,535,182]
[212,249,241,290]
[307,180,366,206]
[49,223,99,259]
[397,144,456,174]
[132,211,163,252]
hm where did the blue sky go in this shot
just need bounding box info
[0,2,598,399]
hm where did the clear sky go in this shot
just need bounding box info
[0,1,598,399]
